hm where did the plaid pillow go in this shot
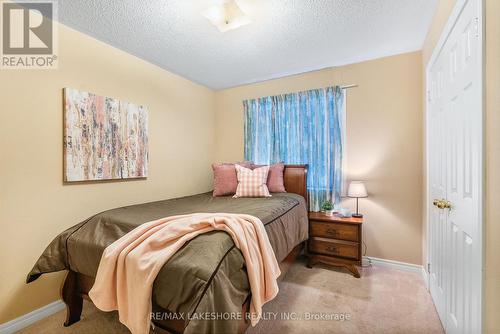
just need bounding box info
[233,165,271,198]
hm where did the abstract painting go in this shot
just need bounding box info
[63,88,148,182]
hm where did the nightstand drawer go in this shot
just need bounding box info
[310,221,359,242]
[308,237,359,260]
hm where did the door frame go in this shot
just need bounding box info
[424,0,484,330]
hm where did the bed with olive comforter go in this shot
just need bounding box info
[27,192,308,333]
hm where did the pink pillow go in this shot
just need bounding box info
[234,165,271,198]
[251,162,286,193]
[212,161,252,196]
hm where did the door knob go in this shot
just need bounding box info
[442,200,453,209]
[433,199,445,209]
[432,199,452,210]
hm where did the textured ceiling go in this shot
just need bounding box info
[56,0,437,90]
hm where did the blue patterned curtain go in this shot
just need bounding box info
[243,86,344,211]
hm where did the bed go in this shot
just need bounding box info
[27,165,308,334]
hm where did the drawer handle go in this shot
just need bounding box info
[326,246,338,254]
[326,228,338,237]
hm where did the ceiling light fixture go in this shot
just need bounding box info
[202,0,251,32]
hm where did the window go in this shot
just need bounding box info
[243,86,344,211]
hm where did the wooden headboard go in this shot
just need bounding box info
[283,164,308,202]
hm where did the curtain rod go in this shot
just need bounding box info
[341,84,358,89]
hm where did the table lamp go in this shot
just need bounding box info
[347,181,368,218]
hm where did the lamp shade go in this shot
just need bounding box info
[347,181,368,198]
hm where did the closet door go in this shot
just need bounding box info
[428,49,447,328]
[427,0,483,333]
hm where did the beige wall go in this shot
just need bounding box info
[214,51,424,265]
[422,0,500,332]
[484,0,500,332]
[0,24,215,323]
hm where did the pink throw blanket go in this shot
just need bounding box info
[88,213,281,334]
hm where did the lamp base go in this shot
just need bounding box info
[352,213,363,218]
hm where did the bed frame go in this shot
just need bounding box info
[61,164,308,334]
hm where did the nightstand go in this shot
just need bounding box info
[307,212,363,278]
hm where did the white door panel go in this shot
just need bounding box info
[429,56,447,326]
[427,0,482,333]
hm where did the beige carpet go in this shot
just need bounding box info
[18,256,443,334]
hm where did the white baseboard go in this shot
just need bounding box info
[0,300,65,334]
[364,256,426,282]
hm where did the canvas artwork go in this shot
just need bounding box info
[63,88,148,182]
